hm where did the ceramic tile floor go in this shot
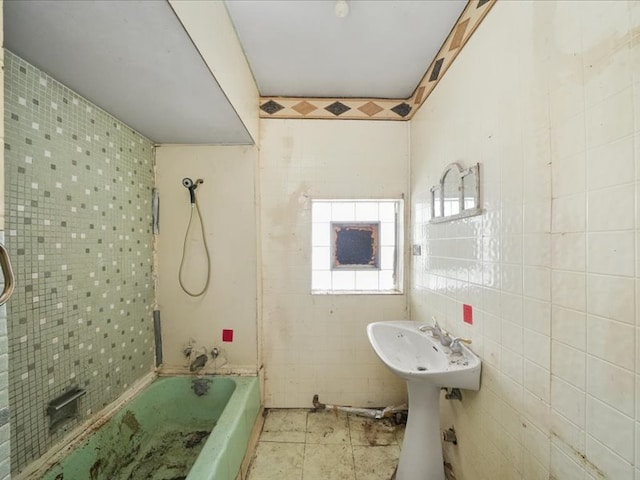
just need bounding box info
[246,409,405,480]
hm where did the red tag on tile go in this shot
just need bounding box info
[463,304,473,324]
[222,329,234,342]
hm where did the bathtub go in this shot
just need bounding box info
[38,376,261,480]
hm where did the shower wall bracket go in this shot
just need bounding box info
[152,188,160,234]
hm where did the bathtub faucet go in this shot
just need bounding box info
[190,353,208,372]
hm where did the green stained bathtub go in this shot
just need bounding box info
[40,376,260,480]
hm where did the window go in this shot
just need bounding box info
[311,199,403,294]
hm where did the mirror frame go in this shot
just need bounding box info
[430,162,482,223]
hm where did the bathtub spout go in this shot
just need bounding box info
[190,353,208,372]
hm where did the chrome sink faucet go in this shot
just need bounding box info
[418,317,443,339]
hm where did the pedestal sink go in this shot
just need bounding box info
[367,321,481,480]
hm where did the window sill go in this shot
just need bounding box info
[311,289,404,296]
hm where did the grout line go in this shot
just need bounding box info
[348,414,357,480]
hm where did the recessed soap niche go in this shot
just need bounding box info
[430,162,481,223]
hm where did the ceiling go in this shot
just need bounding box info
[4,0,467,145]
[225,0,466,99]
[4,0,253,145]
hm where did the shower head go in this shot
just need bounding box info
[182,177,196,204]
[182,177,204,204]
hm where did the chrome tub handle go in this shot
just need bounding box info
[0,243,15,306]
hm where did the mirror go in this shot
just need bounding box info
[432,185,442,219]
[462,167,478,210]
[443,169,460,216]
[430,163,481,223]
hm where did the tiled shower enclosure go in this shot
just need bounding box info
[3,52,156,473]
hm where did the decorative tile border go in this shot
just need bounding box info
[259,0,495,121]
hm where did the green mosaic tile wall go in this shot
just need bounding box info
[3,52,155,473]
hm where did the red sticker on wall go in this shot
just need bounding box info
[222,329,234,342]
[463,304,473,325]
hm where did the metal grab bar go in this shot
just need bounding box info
[0,243,15,306]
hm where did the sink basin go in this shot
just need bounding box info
[366,320,480,390]
[367,320,481,480]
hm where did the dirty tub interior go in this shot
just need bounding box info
[40,376,260,480]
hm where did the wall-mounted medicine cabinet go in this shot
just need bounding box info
[430,162,481,223]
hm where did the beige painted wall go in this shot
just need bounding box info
[410,1,640,479]
[259,119,409,408]
[155,145,259,374]
[169,0,259,143]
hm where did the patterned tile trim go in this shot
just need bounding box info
[259,0,495,121]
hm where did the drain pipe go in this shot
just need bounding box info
[312,394,407,420]
[442,387,462,401]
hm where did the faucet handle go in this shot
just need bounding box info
[449,337,472,354]
[440,331,452,346]
[435,323,443,335]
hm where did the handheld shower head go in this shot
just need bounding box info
[182,177,196,204]
[182,177,204,204]
[178,175,211,297]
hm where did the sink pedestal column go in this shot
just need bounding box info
[396,382,444,480]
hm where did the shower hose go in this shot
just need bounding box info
[178,195,211,297]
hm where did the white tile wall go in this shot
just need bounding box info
[409,1,640,478]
